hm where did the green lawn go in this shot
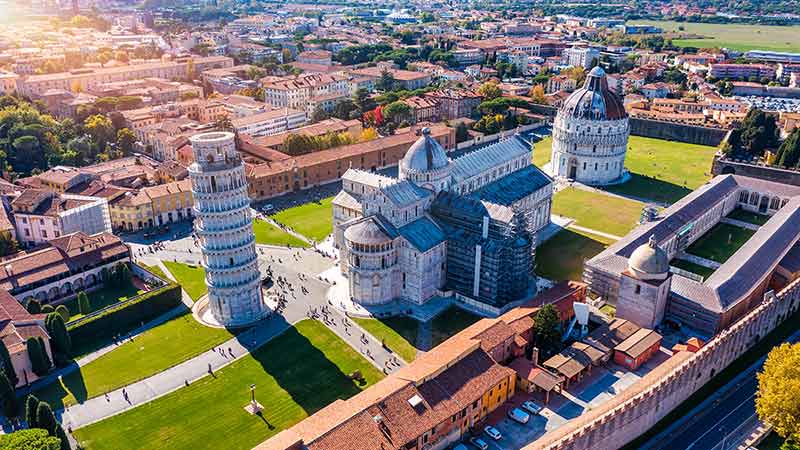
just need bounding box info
[253,219,310,248]
[142,264,168,280]
[430,307,482,348]
[533,135,552,168]
[64,283,144,322]
[670,258,715,280]
[535,228,616,282]
[631,20,800,53]
[37,310,236,409]
[74,320,383,450]
[727,208,770,226]
[270,197,334,242]
[685,223,756,264]
[353,316,419,362]
[552,187,645,237]
[756,432,786,450]
[604,136,717,204]
[162,261,207,301]
[599,304,616,318]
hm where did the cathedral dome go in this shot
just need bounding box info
[560,67,626,121]
[344,219,392,246]
[628,235,669,279]
[400,128,449,174]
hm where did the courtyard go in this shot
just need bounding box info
[535,228,615,282]
[253,219,309,248]
[685,223,756,265]
[162,261,207,301]
[73,320,383,450]
[353,316,420,362]
[269,197,334,243]
[551,188,645,238]
[670,258,716,280]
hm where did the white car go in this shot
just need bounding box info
[508,407,530,424]
[469,437,489,450]
[521,400,543,415]
[484,425,502,440]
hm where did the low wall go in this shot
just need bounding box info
[628,118,728,147]
[712,154,800,187]
[455,121,546,150]
[525,278,800,450]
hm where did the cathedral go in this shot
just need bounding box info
[550,66,630,185]
[332,128,553,311]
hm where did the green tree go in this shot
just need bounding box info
[477,82,502,100]
[54,305,70,323]
[756,342,800,442]
[0,428,60,450]
[213,115,234,132]
[728,109,778,157]
[455,122,470,143]
[332,99,358,120]
[35,402,58,437]
[0,370,17,418]
[76,291,90,315]
[382,101,412,124]
[84,114,116,151]
[776,129,800,169]
[40,305,54,314]
[54,424,69,450]
[26,299,41,314]
[0,341,17,387]
[0,233,19,258]
[26,338,49,376]
[25,395,40,428]
[353,88,376,114]
[45,313,71,361]
[311,106,330,122]
[375,69,397,92]
[533,304,562,359]
[116,128,136,156]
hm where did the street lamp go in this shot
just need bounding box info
[245,383,263,415]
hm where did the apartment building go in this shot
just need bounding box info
[109,179,193,231]
[423,89,482,120]
[546,75,578,94]
[296,50,333,66]
[403,96,440,123]
[11,190,112,247]
[261,73,351,114]
[231,108,307,137]
[17,56,234,98]
[708,63,776,81]
[562,46,600,68]
[348,67,433,90]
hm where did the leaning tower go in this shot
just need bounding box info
[188,132,267,327]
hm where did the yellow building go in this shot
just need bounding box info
[109,190,154,231]
[142,179,193,227]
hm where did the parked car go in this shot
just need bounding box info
[262,204,275,213]
[508,407,531,424]
[453,444,469,450]
[484,425,502,440]
[469,437,489,450]
[521,400,543,415]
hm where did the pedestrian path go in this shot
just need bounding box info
[565,224,623,241]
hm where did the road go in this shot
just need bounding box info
[643,329,800,450]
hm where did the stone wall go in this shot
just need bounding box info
[712,154,800,187]
[628,118,728,147]
[524,278,800,450]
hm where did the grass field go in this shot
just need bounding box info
[535,228,616,282]
[162,261,207,301]
[353,316,419,362]
[533,135,552,168]
[670,258,716,280]
[552,188,645,237]
[142,264,168,281]
[64,283,143,322]
[631,20,800,53]
[270,197,334,242]
[253,219,309,248]
[685,223,756,264]
[430,307,482,347]
[727,208,770,226]
[37,310,236,409]
[604,136,717,204]
[74,320,383,450]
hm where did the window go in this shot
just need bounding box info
[635,285,641,295]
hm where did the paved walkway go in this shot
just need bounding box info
[565,224,623,241]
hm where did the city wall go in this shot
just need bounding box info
[524,278,800,450]
[712,154,800,187]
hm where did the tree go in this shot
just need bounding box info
[776,129,800,169]
[45,313,71,361]
[375,69,397,92]
[54,305,70,323]
[26,299,41,315]
[0,429,60,450]
[533,304,562,359]
[477,82,502,100]
[359,128,379,142]
[353,88,376,114]
[756,342,800,442]
[40,305,54,314]
[0,370,17,418]
[530,85,548,105]
[382,101,412,124]
[25,395,40,428]
[26,338,49,377]
[84,114,115,151]
[245,66,265,81]
[54,424,69,450]
[116,128,136,156]
[728,109,778,157]
[213,115,234,132]
[0,232,19,258]
[35,403,57,437]
[281,48,292,64]
[332,99,358,120]
[455,122,470,143]
[311,106,330,122]
[76,291,90,315]
[0,341,17,387]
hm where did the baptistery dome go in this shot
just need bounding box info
[561,67,627,121]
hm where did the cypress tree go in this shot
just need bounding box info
[45,313,72,361]
[41,305,54,314]
[36,402,58,437]
[36,337,52,373]
[55,304,70,323]
[25,395,40,428]
[76,291,90,315]
[0,369,17,418]
[777,129,800,169]
[55,423,70,450]
[26,299,41,314]
[26,338,45,376]
[0,340,17,387]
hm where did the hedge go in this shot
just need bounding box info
[68,283,183,356]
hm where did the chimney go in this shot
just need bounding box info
[531,346,539,366]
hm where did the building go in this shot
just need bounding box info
[0,289,53,387]
[708,63,776,81]
[332,129,553,310]
[562,46,600,68]
[188,132,268,327]
[402,96,439,123]
[231,108,307,138]
[549,67,629,185]
[296,50,333,66]
[777,64,800,84]
[546,75,577,94]
[585,174,800,334]
[348,67,432,91]
[261,73,350,115]
[423,89,482,120]
[0,231,130,306]
[11,190,112,247]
